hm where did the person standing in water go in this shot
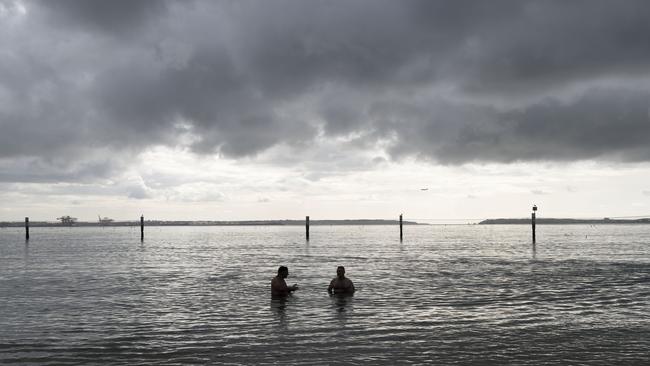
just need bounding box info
[271,266,299,297]
[328,266,355,294]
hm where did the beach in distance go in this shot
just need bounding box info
[1,224,648,365]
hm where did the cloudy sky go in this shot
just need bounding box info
[2,0,650,222]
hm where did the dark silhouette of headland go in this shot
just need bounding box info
[479,217,650,225]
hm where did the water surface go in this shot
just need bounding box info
[1,225,649,364]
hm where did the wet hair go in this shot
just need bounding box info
[278,266,288,274]
[337,266,345,272]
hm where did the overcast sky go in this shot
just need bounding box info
[2,0,650,222]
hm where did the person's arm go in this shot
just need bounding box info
[327,279,335,294]
[349,280,355,293]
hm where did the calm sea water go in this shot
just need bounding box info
[0,224,648,365]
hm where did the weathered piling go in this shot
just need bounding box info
[399,214,403,242]
[532,205,537,245]
[306,216,310,241]
[140,215,144,241]
[25,217,29,241]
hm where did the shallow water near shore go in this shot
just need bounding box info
[1,224,649,364]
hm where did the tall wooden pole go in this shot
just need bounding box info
[140,215,144,242]
[532,205,537,245]
[531,212,536,244]
[399,214,403,242]
[25,217,29,241]
[306,216,310,241]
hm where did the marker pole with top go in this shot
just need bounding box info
[399,214,403,242]
[25,217,29,241]
[306,216,310,241]
[140,215,144,242]
[532,205,537,245]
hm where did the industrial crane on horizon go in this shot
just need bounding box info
[98,215,114,226]
[57,216,77,226]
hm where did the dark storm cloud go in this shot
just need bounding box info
[0,155,127,183]
[3,0,650,183]
[376,89,650,164]
[38,0,168,36]
[454,2,650,94]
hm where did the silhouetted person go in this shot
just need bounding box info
[328,266,355,294]
[271,266,298,297]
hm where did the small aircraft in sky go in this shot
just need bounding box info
[420,188,429,191]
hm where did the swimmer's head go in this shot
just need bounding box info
[278,266,289,278]
[337,266,345,278]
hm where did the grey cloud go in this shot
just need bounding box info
[3,0,650,184]
[455,2,650,94]
[37,0,168,37]
[0,155,128,183]
[165,189,225,203]
[502,90,650,162]
[127,185,151,200]
[0,179,153,201]
[373,88,650,164]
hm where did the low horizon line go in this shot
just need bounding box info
[2,216,650,227]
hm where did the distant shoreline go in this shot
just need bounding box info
[4,218,650,227]
[0,219,423,228]
[479,218,650,225]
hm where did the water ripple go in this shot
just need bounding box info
[1,225,649,364]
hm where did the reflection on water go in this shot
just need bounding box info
[22,241,29,261]
[330,293,353,313]
[270,297,289,330]
[330,293,354,329]
[0,225,649,365]
[532,242,537,259]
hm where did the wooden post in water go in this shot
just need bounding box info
[305,216,310,241]
[399,214,403,242]
[532,205,537,245]
[140,215,144,242]
[25,217,29,241]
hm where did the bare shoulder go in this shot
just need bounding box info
[271,276,283,287]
